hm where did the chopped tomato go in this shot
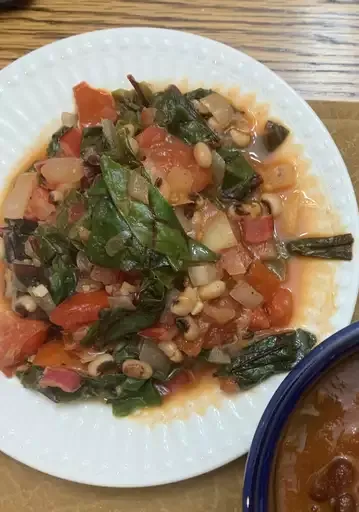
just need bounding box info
[33,340,85,371]
[0,310,48,370]
[266,288,293,327]
[24,187,56,221]
[219,377,239,393]
[220,245,252,276]
[60,127,82,158]
[249,306,271,331]
[73,81,117,127]
[241,215,274,244]
[202,322,238,349]
[139,326,169,341]
[137,126,212,195]
[49,290,109,331]
[245,260,280,303]
[165,370,195,394]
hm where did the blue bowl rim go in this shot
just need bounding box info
[242,321,359,512]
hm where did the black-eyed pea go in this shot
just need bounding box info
[88,354,115,377]
[261,193,283,217]
[171,286,197,316]
[122,359,153,379]
[158,341,184,363]
[198,280,226,301]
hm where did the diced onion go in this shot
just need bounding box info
[203,303,236,325]
[200,93,234,128]
[188,264,217,287]
[76,278,103,293]
[61,112,78,128]
[220,246,249,276]
[202,212,237,252]
[41,158,84,185]
[208,347,231,365]
[2,173,37,219]
[230,280,264,309]
[128,172,149,204]
[108,295,135,311]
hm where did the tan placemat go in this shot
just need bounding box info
[0,101,358,512]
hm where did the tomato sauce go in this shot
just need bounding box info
[274,354,359,512]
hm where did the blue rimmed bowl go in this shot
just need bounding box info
[242,321,359,512]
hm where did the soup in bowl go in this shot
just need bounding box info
[243,322,359,512]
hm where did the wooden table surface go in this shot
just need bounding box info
[0,0,359,99]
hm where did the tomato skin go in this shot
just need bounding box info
[241,215,274,244]
[136,126,212,194]
[49,291,109,330]
[73,82,117,127]
[249,306,271,331]
[266,288,293,327]
[0,311,48,370]
[60,127,82,157]
[245,260,280,303]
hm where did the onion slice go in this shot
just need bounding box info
[41,158,84,185]
[2,173,37,219]
[230,280,264,309]
[208,347,231,365]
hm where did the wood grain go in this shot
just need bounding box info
[0,0,359,99]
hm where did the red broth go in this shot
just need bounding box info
[274,354,359,512]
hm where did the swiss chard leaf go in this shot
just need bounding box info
[81,275,166,348]
[33,224,74,264]
[184,88,213,101]
[151,85,219,146]
[47,126,71,157]
[2,218,38,263]
[100,156,217,268]
[286,234,354,261]
[217,147,262,201]
[110,380,162,417]
[217,329,316,389]
[49,256,78,305]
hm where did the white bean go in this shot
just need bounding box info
[198,280,226,301]
[191,300,204,316]
[88,354,115,377]
[229,128,251,148]
[193,142,213,168]
[14,295,37,315]
[122,359,153,379]
[171,286,198,316]
[158,342,183,363]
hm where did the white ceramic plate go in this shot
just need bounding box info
[0,28,358,487]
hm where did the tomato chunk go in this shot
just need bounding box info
[0,310,48,370]
[165,370,195,394]
[73,81,117,127]
[249,306,271,331]
[241,215,274,244]
[265,287,293,327]
[245,260,280,303]
[60,127,82,157]
[49,290,109,330]
[137,126,212,194]
[139,326,169,341]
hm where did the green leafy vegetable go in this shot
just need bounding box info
[81,275,166,348]
[184,88,213,101]
[216,329,316,389]
[33,224,74,264]
[151,85,219,146]
[100,156,217,268]
[286,234,354,261]
[49,256,78,305]
[218,147,262,201]
[47,126,71,157]
[110,380,161,417]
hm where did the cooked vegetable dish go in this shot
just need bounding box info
[0,76,353,417]
[274,353,359,512]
